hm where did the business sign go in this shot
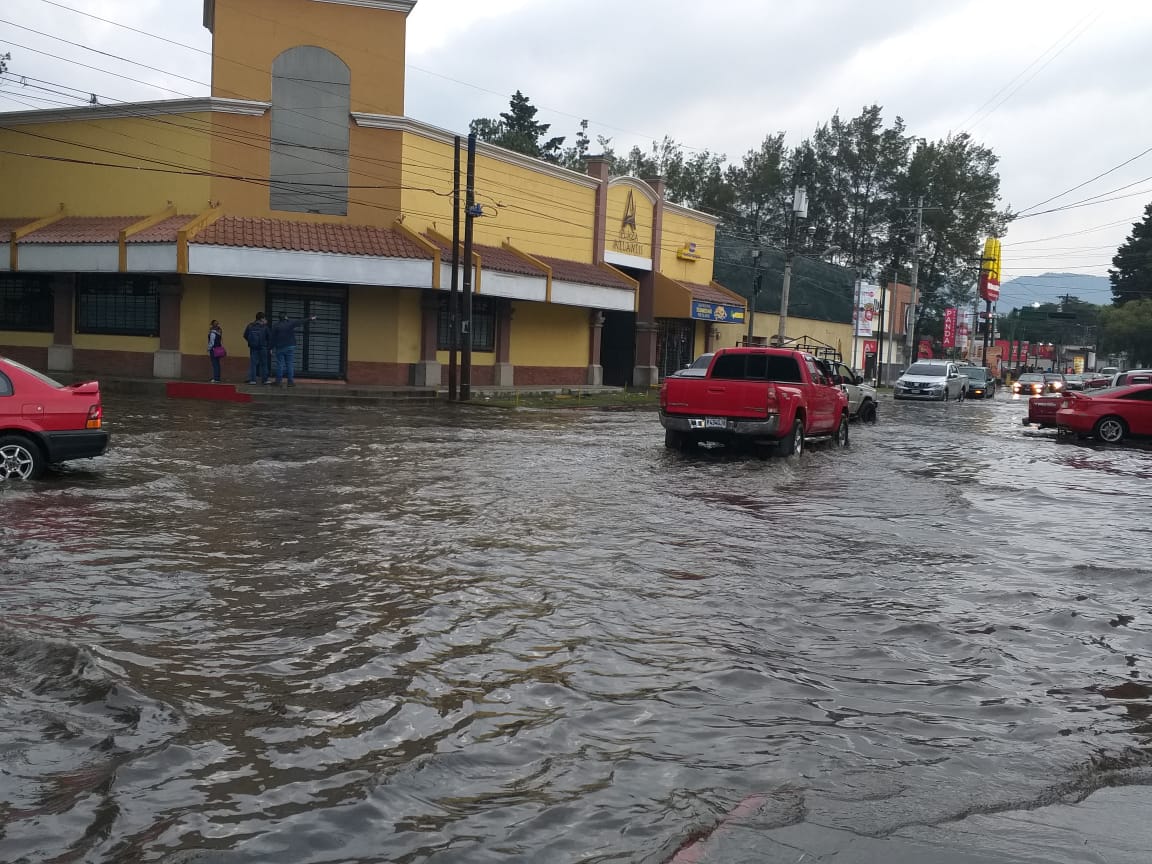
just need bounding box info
[676,242,700,261]
[853,281,881,337]
[943,307,958,348]
[691,301,745,323]
[978,236,1002,303]
[918,338,934,359]
[863,339,878,356]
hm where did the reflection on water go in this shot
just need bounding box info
[1,394,1150,862]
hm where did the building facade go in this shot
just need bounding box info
[0,0,816,388]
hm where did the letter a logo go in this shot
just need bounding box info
[620,190,638,240]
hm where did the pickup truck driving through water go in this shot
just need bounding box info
[659,347,850,455]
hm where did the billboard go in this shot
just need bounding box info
[854,281,881,337]
[978,236,1002,303]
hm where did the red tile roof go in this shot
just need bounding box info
[535,256,635,290]
[19,216,139,244]
[192,216,433,259]
[686,280,746,308]
[128,215,196,243]
[0,218,33,239]
[423,233,546,278]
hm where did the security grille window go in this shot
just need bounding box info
[656,318,694,379]
[0,275,53,332]
[270,46,351,215]
[437,295,496,352]
[76,275,159,336]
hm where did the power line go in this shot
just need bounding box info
[1016,146,1152,215]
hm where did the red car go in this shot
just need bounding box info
[0,357,108,480]
[1054,384,1152,444]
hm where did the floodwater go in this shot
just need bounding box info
[1,393,1150,863]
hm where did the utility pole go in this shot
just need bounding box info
[874,278,887,384]
[777,181,808,345]
[448,136,461,401]
[747,247,762,343]
[904,197,924,365]
[460,132,477,402]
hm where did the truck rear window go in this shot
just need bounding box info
[710,354,803,383]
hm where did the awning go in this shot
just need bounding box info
[188,215,435,287]
[424,232,549,302]
[534,254,637,312]
[654,273,747,324]
[16,216,139,273]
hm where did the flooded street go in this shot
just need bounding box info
[2,394,1151,863]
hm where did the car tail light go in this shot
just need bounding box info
[86,404,102,429]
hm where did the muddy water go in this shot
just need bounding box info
[1,394,1150,863]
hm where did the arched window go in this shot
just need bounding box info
[269,46,350,215]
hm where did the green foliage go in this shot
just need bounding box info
[1099,299,1152,366]
[1109,203,1152,305]
[1002,297,1099,346]
[469,90,565,162]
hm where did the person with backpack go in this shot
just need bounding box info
[243,312,271,384]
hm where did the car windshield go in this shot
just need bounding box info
[906,363,946,376]
[965,369,987,382]
[1018,374,1043,383]
[0,357,64,388]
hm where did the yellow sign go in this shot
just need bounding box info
[1074,355,1085,374]
[979,236,1002,302]
[676,242,700,261]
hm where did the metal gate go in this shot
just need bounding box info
[657,318,694,380]
[266,283,348,380]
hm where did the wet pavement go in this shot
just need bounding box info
[1,393,1150,863]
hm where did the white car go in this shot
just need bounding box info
[894,361,968,401]
[827,360,878,422]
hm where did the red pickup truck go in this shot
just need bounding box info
[659,347,850,455]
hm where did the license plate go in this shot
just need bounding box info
[705,417,727,429]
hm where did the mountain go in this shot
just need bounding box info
[996,272,1112,311]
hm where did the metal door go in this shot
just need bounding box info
[266,283,347,379]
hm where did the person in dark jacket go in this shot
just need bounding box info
[242,312,271,384]
[270,312,316,387]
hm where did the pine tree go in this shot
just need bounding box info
[1109,203,1152,305]
[469,91,565,162]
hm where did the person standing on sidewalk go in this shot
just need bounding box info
[270,312,316,387]
[207,319,225,383]
[242,312,271,384]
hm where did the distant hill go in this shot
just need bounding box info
[997,273,1112,310]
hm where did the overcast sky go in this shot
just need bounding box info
[3,0,1151,302]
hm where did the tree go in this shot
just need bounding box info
[1109,203,1152,305]
[469,91,565,162]
[1099,299,1152,366]
[884,134,1011,361]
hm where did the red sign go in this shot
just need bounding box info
[863,339,878,356]
[943,307,957,348]
[918,338,934,359]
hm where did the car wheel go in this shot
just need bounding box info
[778,419,804,457]
[1093,416,1128,444]
[833,414,850,448]
[0,435,45,481]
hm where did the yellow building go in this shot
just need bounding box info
[1,0,755,387]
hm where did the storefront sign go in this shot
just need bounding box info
[917,338,934,359]
[610,189,648,258]
[677,242,700,261]
[863,339,878,356]
[692,301,745,323]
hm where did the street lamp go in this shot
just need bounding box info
[776,182,809,344]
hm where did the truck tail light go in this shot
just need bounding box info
[659,384,667,409]
[765,383,778,412]
[86,404,102,429]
